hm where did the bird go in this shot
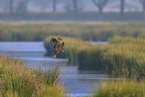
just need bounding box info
[50,37,64,58]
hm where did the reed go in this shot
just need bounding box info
[109,36,145,44]
[37,85,65,97]
[93,79,145,97]
[0,56,65,97]
[78,36,145,79]
[78,45,107,71]
[0,21,145,41]
[44,36,145,79]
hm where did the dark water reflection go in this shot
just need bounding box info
[0,42,110,96]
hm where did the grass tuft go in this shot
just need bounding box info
[0,56,65,97]
[93,79,145,97]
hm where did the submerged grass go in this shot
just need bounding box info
[0,56,65,97]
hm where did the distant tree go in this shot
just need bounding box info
[120,0,125,19]
[30,0,50,11]
[139,0,145,19]
[9,0,14,14]
[52,0,57,12]
[64,0,84,13]
[91,0,109,20]
[17,0,29,13]
[64,1,72,12]
[0,0,9,12]
[72,0,78,14]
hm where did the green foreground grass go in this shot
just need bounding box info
[0,56,65,97]
[93,79,145,97]
[0,56,145,97]
[0,21,145,41]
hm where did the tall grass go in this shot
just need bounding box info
[37,85,65,97]
[78,36,145,79]
[78,45,107,71]
[44,36,145,79]
[0,21,145,41]
[93,79,145,97]
[0,56,65,97]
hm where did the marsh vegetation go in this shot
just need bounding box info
[44,35,145,97]
[0,56,65,97]
[93,79,145,97]
[0,22,145,41]
[79,36,145,79]
[44,36,145,79]
[0,21,145,96]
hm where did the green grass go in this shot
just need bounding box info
[78,45,107,71]
[0,56,65,97]
[0,21,145,41]
[37,85,65,97]
[93,79,145,97]
[78,36,145,79]
[44,36,145,79]
[109,36,145,44]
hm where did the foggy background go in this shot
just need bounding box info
[0,0,144,21]
[0,0,142,12]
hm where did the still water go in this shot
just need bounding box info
[0,42,110,96]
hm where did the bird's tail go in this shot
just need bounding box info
[53,54,56,58]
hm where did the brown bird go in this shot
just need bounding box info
[50,37,64,58]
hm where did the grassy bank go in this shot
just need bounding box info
[0,21,145,41]
[43,36,145,97]
[78,36,145,79]
[93,79,145,97]
[0,56,65,97]
[44,36,145,79]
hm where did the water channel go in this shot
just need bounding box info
[0,41,110,97]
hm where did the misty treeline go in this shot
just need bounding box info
[0,0,84,13]
[0,0,145,20]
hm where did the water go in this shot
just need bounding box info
[0,41,110,96]
[86,41,108,45]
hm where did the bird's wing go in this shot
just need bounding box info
[61,42,64,49]
[50,38,58,49]
[57,37,64,49]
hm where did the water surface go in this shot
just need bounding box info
[0,41,110,96]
